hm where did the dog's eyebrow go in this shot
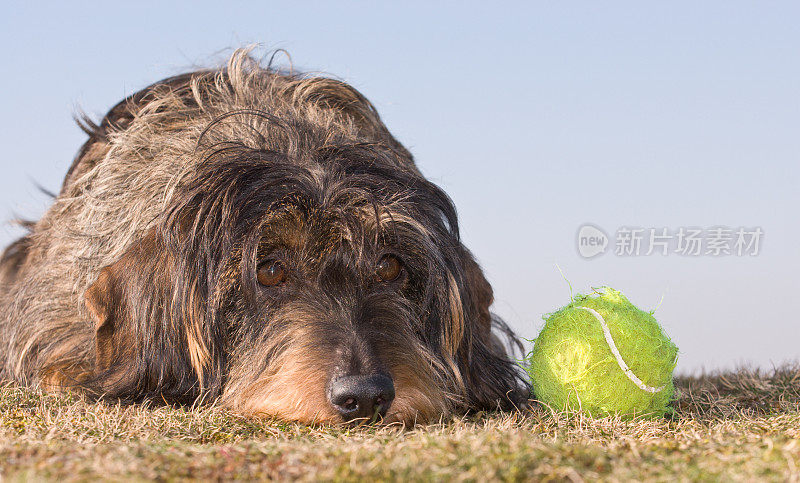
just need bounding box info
[256,222,306,256]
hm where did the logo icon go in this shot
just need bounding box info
[577,224,608,259]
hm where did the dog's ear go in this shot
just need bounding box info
[460,252,495,338]
[83,232,166,395]
[453,247,529,410]
[83,230,214,402]
[84,265,127,372]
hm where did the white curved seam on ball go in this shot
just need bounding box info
[575,306,666,394]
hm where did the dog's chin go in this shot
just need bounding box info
[222,379,447,427]
[222,385,342,425]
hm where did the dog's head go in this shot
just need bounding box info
[81,59,527,425]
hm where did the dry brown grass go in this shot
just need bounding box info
[1,364,799,481]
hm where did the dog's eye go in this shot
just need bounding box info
[257,260,286,287]
[376,255,403,282]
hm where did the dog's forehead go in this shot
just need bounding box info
[257,202,381,253]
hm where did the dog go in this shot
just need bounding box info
[0,48,529,425]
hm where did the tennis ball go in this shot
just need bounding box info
[526,287,678,418]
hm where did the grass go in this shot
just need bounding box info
[1,364,798,481]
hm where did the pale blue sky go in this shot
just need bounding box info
[2,2,798,373]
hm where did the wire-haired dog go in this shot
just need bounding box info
[0,49,529,425]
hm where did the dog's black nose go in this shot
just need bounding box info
[329,374,395,422]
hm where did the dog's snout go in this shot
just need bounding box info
[329,374,395,422]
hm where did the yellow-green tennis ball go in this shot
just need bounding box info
[526,287,678,418]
